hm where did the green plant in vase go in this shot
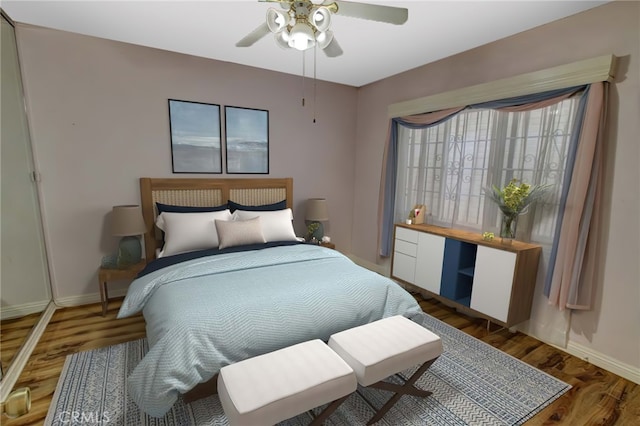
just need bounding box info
[306,222,320,243]
[486,178,550,241]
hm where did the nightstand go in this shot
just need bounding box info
[320,242,336,250]
[98,261,146,316]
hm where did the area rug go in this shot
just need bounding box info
[45,313,570,425]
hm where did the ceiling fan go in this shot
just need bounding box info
[236,0,408,58]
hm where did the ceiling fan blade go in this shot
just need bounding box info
[322,37,343,57]
[236,22,270,47]
[259,0,294,7]
[328,1,408,25]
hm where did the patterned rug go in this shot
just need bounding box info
[45,313,570,425]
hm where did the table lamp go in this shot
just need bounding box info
[305,198,329,242]
[111,205,146,268]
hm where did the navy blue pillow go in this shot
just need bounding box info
[156,202,228,214]
[228,199,287,213]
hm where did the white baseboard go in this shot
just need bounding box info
[54,288,128,308]
[349,253,640,385]
[1,300,51,320]
[562,341,640,385]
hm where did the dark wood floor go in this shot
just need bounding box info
[2,295,639,425]
[1,311,42,372]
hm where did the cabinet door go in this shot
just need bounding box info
[392,252,416,283]
[414,232,445,293]
[470,245,516,323]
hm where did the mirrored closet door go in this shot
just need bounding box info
[1,10,54,391]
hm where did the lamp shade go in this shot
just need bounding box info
[111,205,146,237]
[274,31,291,49]
[266,8,289,33]
[305,198,329,222]
[288,22,316,50]
[310,6,331,32]
[315,30,334,49]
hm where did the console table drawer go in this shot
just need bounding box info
[395,226,418,243]
[394,239,418,257]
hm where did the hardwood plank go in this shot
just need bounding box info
[418,296,639,425]
[2,296,638,425]
[1,312,41,369]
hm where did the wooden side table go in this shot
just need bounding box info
[98,261,146,316]
[320,242,336,249]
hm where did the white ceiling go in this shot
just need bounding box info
[2,0,609,87]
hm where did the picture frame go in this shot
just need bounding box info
[224,106,269,174]
[168,99,222,174]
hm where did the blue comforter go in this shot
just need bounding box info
[117,244,421,417]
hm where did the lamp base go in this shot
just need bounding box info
[116,236,142,268]
[100,254,118,269]
[306,221,324,242]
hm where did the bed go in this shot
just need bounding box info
[117,177,422,417]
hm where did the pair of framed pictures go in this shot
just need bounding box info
[168,99,269,174]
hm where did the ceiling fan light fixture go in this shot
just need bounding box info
[288,22,316,51]
[310,6,331,32]
[274,31,291,49]
[266,8,289,33]
[315,30,334,49]
[238,1,409,58]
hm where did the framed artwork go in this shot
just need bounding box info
[224,106,269,174]
[168,99,222,173]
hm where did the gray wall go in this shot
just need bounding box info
[15,24,357,302]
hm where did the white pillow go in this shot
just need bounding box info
[157,210,232,257]
[215,217,267,250]
[233,208,297,242]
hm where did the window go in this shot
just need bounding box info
[394,97,581,244]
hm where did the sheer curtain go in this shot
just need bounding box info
[393,98,581,245]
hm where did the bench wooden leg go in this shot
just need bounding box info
[309,394,350,426]
[366,357,438,425]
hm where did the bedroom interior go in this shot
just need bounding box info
[0,0,638,424]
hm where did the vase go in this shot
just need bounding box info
[500,213,518,243]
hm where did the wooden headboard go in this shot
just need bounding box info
[139,177,293,261]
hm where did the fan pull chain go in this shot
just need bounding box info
[301,50,306,107]
[313,44,317,123]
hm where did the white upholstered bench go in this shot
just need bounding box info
[328,315,443,425]
[217,339,357,426]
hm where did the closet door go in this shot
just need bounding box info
[1,13,52,326]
